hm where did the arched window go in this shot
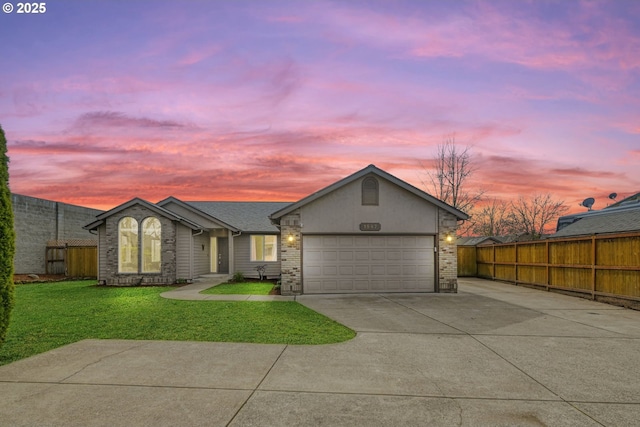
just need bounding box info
[118,217,138,273]
[362,176,379,205]
[142,217,161,273]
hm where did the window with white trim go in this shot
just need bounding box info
[250,235,277,261]
[142,217,162,273]
[118,217,139,273]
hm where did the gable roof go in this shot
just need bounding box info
[83,197,204,231]
[270,164,469,222]
[553,208,640,238]
[157,196,240,232]
[186,201,291,232]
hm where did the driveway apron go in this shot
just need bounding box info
[1,278,639,426]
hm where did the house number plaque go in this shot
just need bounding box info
[359,222,381,231]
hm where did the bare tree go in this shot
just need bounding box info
[471,198,510,236]
[422,136,484,214]
[506,193,569,239]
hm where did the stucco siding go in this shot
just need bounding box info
[233,234,281,279]
[299,176,438,234]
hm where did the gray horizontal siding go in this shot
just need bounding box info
[233,234,281,279]
[193,232,211,276]
[176,224,192,280]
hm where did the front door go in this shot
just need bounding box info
[217,237,229,274]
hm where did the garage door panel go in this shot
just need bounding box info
[355,280,369,290]
[386,237,402,246]
[355,265,369,275]
[387,265,402,275]
[403,265,417,275]
[371,265,386,275]
[387,251,401,261]
[339,251,353,261]
[339,265,354,275]
[303,235,434,294]
[323,266,338,276]
[305,250,323,262]
[338,279,353,291]
[323,251,337,261]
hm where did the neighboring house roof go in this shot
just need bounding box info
[457,236,503,246]
[607,191,640,209]
[83,197,204,231]
[270,164,469,222]
[552,208,640,238]
[186,201,291,233]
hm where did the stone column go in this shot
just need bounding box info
[438,209,458,292]
[279,211,302,295]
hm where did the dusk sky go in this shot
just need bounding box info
[1,0,639,212]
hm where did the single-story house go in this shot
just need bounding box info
[84,165,468,294]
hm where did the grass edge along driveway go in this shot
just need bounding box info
[0,280,355,366]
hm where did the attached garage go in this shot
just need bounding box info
[270,165,469,295]
[303,235,435,293]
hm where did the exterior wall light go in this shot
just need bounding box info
[287,233,295,243]
[446,233,453,243]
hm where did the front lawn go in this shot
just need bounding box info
[201,281,275,295]
[0,281,355,366]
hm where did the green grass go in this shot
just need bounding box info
[201,281,275,295]
[0,280,355,366]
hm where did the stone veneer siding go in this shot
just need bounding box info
[279,211,302,295]
[102,205,177,286]
[437,208,459,292]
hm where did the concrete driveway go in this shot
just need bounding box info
[1,278,639,426]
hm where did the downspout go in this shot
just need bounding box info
[230,230,242,275]
[190,228,204,282]
[435,208,440,293]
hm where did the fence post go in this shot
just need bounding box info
[591,235,596,300]
[545,240,550,291]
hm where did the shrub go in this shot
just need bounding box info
[232,271,244,282]
[0,125,15,348]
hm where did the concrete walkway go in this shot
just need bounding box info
[160,274,297,301]
[1,278,639,426]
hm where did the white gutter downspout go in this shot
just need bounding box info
[230,230,242,275]
[190,228,205,281]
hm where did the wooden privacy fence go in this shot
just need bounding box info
[46,239,97,277]
[459,232,640,305]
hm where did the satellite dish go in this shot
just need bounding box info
[580,197,595,211]
[609,192,617,200]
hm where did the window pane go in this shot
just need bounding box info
[118,217,138,273]
[251,235,264,261]
[264,235,277,261]
[251,235,277,261]
[142,217,161,273]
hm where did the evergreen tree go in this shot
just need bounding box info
[0,124,15,348]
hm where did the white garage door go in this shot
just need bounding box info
[302,235,435,294]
